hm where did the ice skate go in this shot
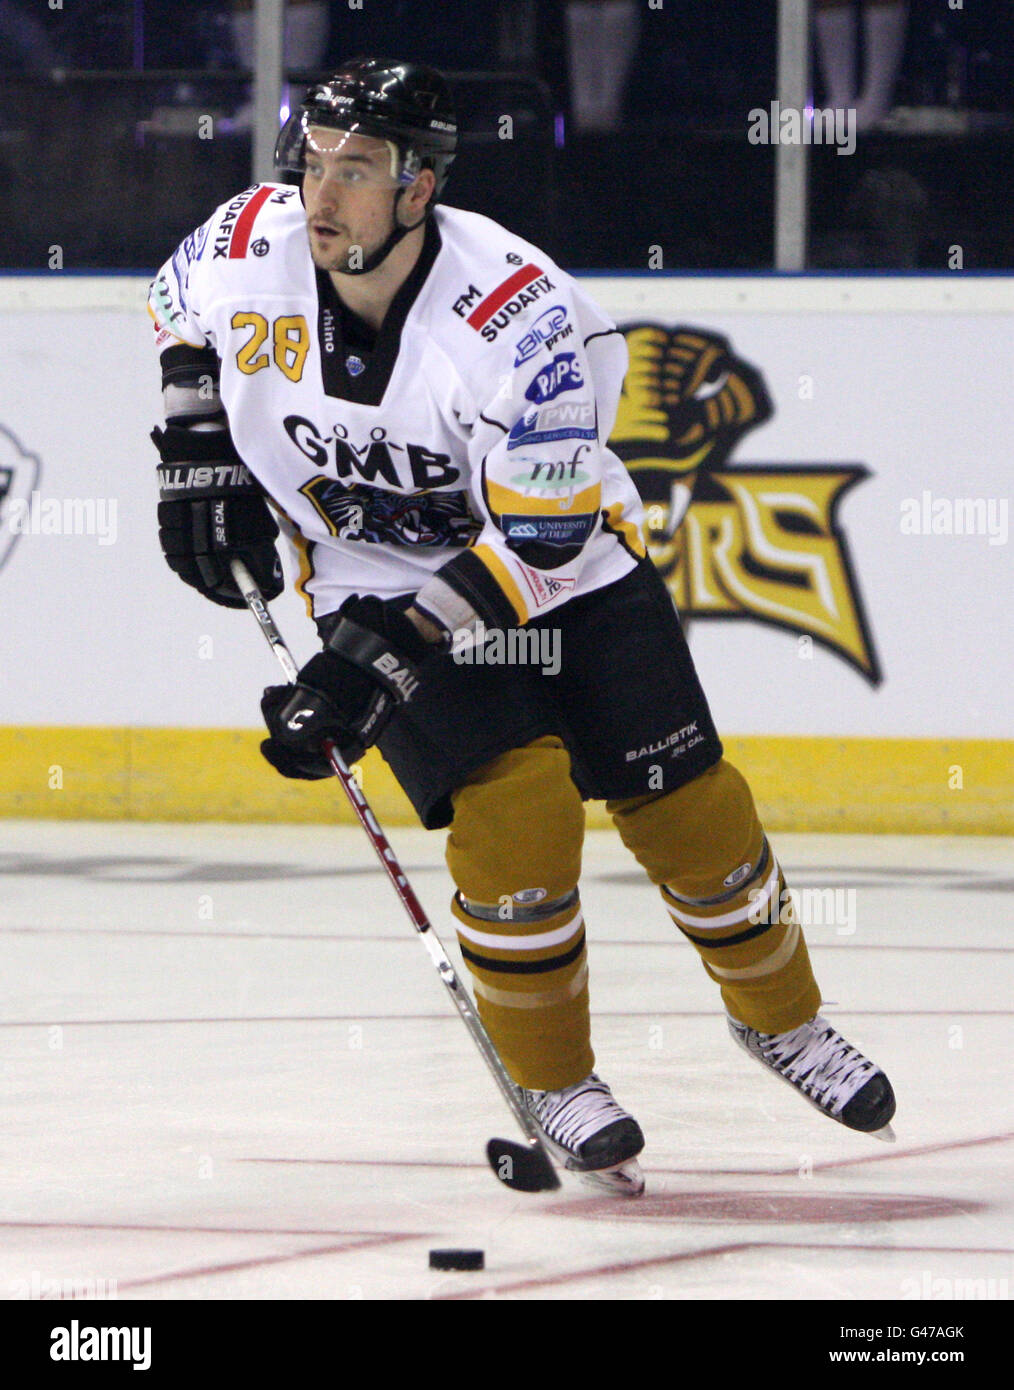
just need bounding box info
[728,1011,896,1139]
[524,1072,645,1195]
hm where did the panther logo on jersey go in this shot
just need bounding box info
[299,475,481,549]
[610,325,880,683]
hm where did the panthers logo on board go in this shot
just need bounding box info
[0,425,42,576]
[609,324,881,684]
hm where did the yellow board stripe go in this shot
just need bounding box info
[472,544,530,625]
[0,729,1009,833]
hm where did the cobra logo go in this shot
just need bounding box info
[0,425,42,577]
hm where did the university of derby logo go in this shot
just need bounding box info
[609,325,881,684]
[0,425,42,575]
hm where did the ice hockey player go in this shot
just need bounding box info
[148,58,896,1194]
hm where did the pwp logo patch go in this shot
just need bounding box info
[610,324,881,684]
[0,425,42,575]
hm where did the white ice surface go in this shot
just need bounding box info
[0,822,1011,1302]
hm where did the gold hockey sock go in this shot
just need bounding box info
[451,889,592,1090]
[446,736,594,1090]
[610,759,821,1033]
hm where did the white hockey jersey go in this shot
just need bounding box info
[148,183,646,628]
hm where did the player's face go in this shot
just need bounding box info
[302,128,410,273]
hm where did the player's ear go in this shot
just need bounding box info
[402,167,437,221]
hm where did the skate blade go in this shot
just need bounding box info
[577,1158,645,1197]
[870,1122,896,1143]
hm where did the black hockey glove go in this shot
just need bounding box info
[260,596,433,780]
[152,424,283,609]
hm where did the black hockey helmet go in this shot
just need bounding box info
[275,57,457,200]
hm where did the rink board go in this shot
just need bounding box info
[0,273,1010,831]
[0,727,1008,833]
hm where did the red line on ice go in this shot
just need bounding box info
[436,1241,1014,1300]
[109,1231,419,1295]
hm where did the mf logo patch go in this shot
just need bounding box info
[610,324,881,684]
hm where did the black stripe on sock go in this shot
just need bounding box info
[678,918,780,949]
[459,932,586,975]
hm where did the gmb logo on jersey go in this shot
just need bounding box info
[284,415,463,489]
[525,353,584,405]
[514,305,573,365]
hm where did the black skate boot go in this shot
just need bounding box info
[728,1012,896,1139]
[524,1072,645,1195]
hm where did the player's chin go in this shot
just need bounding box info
[307,232,347,270]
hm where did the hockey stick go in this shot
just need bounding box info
[230,558,560,1194]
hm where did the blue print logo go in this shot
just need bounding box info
[525,353,584,405]
[514,305,572,365]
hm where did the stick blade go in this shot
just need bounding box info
[486,1138,561,1192]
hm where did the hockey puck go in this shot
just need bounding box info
[428,1248,484,1271]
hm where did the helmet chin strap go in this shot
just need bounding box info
[340,187,425,277]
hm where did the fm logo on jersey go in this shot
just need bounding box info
[212,185,274,259]
[284,415,462,490]
[464,265,556,343]
[514,305,573,365]
[525,353,584,405]
[451,284,483,317]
